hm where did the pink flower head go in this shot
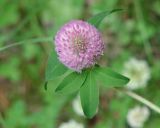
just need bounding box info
[55,20,105,72]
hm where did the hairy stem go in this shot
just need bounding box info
[117,89,160,114]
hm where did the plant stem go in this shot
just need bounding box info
[0,37,52,52]
[134,0,153,64]
[0,113,5,128]
[117,89,160,114]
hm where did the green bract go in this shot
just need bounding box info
[45,9,129,118]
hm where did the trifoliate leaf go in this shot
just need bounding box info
[46,70,73,93]
[55,71,87,94]
[45,50,68,81]
[80,70,99,118]
[94,67,129,87]
[87,9,123,28]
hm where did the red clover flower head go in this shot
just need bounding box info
[55,20,105,72]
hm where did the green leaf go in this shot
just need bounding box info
[87,9,123,28]
[55,71,87,94]
[44,82,48,90]
[46,69,73,93]
[80,70,99,118]
[45,50,68,81]
[94,67,129,87]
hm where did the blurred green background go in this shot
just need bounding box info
[0,0,160,128]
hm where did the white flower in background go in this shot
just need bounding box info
[72,95,84,116]
[127,106,150,128]
[123,58,151,90]
[59,120,84,128]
